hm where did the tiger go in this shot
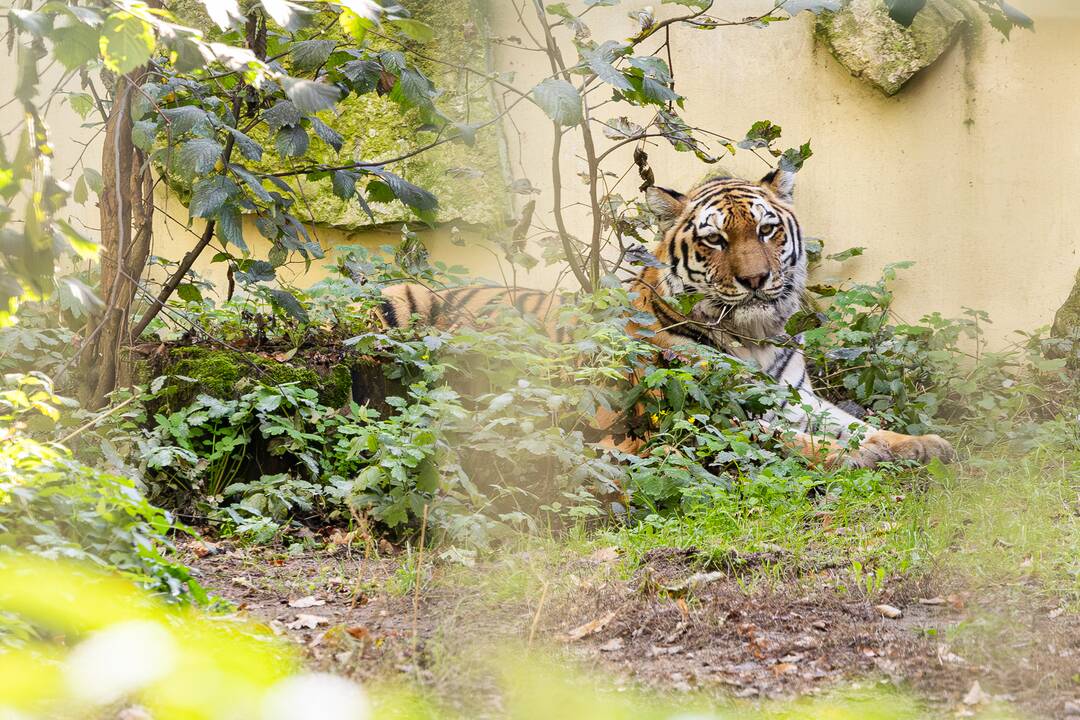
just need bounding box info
[374,169,955,469]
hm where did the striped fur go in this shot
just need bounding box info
[376,171,954,468]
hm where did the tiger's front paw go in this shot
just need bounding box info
[864,430,955,465]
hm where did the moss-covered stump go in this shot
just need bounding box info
[135,345,392,411]
[815,0,966,96]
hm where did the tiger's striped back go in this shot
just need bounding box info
[377,283,567,340]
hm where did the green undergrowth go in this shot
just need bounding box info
[607,422,1080,602]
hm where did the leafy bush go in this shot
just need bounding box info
[0,375,200,608]
[796,261,1074,444]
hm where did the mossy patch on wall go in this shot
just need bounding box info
[815,0,967,95]
[170,0,508,230]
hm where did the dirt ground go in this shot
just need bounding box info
[183,537,1080,719]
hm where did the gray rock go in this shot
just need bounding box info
[815,0,967,95]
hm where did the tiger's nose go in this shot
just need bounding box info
[737,271,770,290]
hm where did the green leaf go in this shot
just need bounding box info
[583,53,632,91]
[160,105,211,136]
[189,176,238,218]
[55,220,99,260]
[229,164,273,203]
[282,78,341,113]
[263,101,301,131]
[532,78,582,126]
[235,259,275,284]
[259,0,314,31]
[177,283,203,303]
[370,169,438,211]
[68,93,96,120]
[309,117,343,152]
[52,23,101,71]
[331,170,357,199]
[131,120,158,152]
[177,138,224,178]
[269,288,310,323]
[739,120,783,150]
[99,11,155,74]
[390,68,436,110]
[779,141,813,172]
[290,39,336,71]
[224,127,263,161]
[339,59,382,93]
[389,18,435,43]
[217,204,247,251]
[275,126,309,157]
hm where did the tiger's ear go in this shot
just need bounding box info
[761,168,796,203]
[645,186,688,229]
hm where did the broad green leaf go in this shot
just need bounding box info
[177,283,203,303]
[738,120,783,150]
[532,78,582,126]
[331,170,357,199]
[282,77,341,113]
[309,117,343,152]
[389,18,434,43]
[224,127,263,162]
[131,120,158,152]
[177,138,224,178]
[370,169,438,211]
[99,12,155,74]
[263,101,301,131]
[189,176,238,218]
[339,59,382,92]
[216,204,247,251]
[160,105,211,135]
[584,53,632,91]
[56,220,99,260]
[389,68,436,110]
[68,93,96,120]
[275,126,309,157]
[51,23,101,71]
[779,141,813,172]
[269,288,310,323]
[259,0,313,31]
[290,39,336,71]
[229,164,273,203]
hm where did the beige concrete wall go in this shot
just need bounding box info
[491,0,1080,345]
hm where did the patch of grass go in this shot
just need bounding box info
[605,418,1080,603]
[907,424,1080,600]
[606,464,924,591]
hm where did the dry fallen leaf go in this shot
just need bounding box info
[962,680,992,706]
[561,610,618,642]
[874,604,903,619]
[190,541,219,558]
[345,626,370,640]
[287,613,329,630]
[919,596,946,606]
[288,595,325,609]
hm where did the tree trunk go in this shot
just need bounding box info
[78,71,154,409]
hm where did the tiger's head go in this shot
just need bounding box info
[645,170,807,339]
